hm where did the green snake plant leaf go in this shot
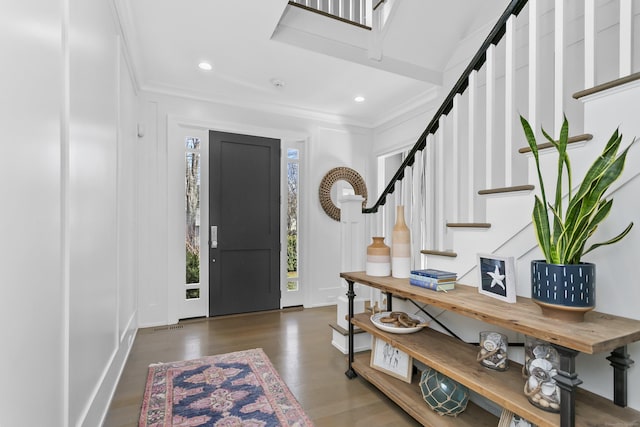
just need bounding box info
[570,146,631,245]
[549,243,560,264]
[586,198,613,232]
[603,128,622,153]
[565,222,593,263]
[541,119,571,246]
[564,199,612,263]
[521,116,548,209]
[582,222,634,256]
[547,203,567,262]
[543,117,571,211]
[563,133,630,253]
[581,145,630,210]
[532,196,552,262]
[568,130,622,214]
[565,180,599,247]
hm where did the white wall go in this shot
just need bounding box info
[136,91,374,327]
[68,0,118,423]
[0,1,139,425]
[0,1,65,425]
[67,1,139,424]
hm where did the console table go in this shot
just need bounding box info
[341,271,640,427]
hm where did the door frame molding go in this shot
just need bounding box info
[166,115,309,323]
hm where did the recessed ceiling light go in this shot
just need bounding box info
[354,96,365,103]
[198,62,213,71]
[271,78,285,88]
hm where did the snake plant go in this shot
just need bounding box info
[520,115,635,265]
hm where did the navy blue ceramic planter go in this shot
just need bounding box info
[531,260,595,322]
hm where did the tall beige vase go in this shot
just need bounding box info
[392,205,411,278]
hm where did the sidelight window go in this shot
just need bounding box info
[287,148,299,291]
[185,137,201,288]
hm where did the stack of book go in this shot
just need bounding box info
[409,269,457,291]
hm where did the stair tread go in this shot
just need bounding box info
[420,249,458,257]
[446,222,491,228]
[478,184,534,195]
[518,133,592,153]
[329,322,366,336]
[574,71,640,99]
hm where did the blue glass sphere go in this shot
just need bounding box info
[419,367,469,417]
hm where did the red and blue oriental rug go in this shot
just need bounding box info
[139,348,314,427]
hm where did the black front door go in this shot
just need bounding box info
[209,131,280,316]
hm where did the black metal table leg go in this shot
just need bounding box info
[345,280,357,379]
[386,292,392,311]
[552,345,582,427]
[607,345,634,407]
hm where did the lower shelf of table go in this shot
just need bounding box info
[351,312,640,427]
[351,352,499,427]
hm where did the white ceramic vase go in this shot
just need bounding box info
[366,237,391,276]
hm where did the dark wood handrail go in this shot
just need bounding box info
[363,0,529,214]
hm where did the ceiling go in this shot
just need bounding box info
[118,0,508,127]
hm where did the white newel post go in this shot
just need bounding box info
[339,195,366,272]
[331,195,371,354]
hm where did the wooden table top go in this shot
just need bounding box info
[341,271,640,354]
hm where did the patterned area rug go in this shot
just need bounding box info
[139,348,314,427]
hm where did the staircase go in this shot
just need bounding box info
[355,0,640,412]
[362,0,640,285]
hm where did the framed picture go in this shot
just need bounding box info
[477,253,516,303]
[370,337,413,383]
[498,409,533,427]
[498,409,532,427]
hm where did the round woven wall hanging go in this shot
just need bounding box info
[318,167,368,221]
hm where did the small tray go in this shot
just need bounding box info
[370,312,428,334]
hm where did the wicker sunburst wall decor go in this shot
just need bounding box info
[318,167,368,221]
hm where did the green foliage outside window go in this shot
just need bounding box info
[185,139,201,286]
[287,234,297,273]
[186,246,200,284]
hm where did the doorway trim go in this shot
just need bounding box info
[166,115,309,324]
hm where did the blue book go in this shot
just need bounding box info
[411,268,457,279]
[409,274,456,284]
[409,278,456,291]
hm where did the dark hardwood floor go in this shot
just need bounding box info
[103,306,421,427]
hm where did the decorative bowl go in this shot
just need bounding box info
[370,312,428,334]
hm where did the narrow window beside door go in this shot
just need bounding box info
[185,137,201,298]
[287,148,299,292]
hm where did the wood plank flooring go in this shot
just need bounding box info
[103,306,421,427]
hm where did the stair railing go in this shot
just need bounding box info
[289,0,373,28]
